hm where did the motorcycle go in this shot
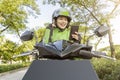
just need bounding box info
[14,25,116,80]
[13,25,116,61]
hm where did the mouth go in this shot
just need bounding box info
[59,23,66,27]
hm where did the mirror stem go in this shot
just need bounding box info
[86,34,95,46]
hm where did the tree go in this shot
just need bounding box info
[0,0,40,36]
[0,36,5,61]
[0,40,18,64]
[104,0,120,58]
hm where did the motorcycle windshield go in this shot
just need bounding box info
[61,43,85,57]
[47,40,84,57]
[46,40,67,57]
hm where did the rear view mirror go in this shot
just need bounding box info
[94,25,109,37]
[20,30,34,41]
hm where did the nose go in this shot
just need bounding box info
[62,19,67,23]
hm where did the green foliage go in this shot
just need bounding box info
[92,58,120,80]
[99,45,120,59]
[0,27,46,63]
[113,45,120,59]
[0,39,29,63]
[0,40,17,63]
[0,62,30,73]
[0,0,39,34]
[36,28,46,42]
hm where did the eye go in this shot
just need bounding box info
[64,18,67,21]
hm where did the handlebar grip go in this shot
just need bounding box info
[79,50,101,58]
[79,50,93,59]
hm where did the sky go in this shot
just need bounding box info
[5,0,120,49]
[26,0,60,29]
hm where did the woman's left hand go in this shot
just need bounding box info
[72,32,79,40]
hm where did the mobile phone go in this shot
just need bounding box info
[69,26,79,40]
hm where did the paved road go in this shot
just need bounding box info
[0,68,28,80]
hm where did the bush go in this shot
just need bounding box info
[92,58,120,80]
[115,52,120,60]
[0,62,30,73]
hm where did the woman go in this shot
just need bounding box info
[43,8,81,44]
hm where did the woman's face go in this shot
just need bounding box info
[56,16,68,29]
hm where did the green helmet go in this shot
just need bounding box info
[52,8,71,22]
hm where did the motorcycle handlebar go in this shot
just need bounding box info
[13,49,39,58]
[79,50,116,61]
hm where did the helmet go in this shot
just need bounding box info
[52,8,71,22]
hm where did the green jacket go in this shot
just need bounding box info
[43,25,81,44]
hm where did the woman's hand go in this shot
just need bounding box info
[72,32,79,40]
[52,23,56,27]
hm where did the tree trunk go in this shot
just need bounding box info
[106,22,115,58]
